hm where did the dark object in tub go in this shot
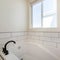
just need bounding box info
[21,58,23,60]
[2,40,16,55]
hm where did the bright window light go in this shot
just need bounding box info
[32,2,41,28]
[32,0,57,28]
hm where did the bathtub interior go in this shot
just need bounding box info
[0,41,59,60]
[0,52,20,60]
[22,42,59,60]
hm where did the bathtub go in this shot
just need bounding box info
[0,41,59,60]
[22,42,59,60]
[0,51,20,60]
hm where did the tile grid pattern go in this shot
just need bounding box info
[27,31,60,48]
[0,31,60,50]
[0,31,27,51]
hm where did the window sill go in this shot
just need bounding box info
[29,28,60,32]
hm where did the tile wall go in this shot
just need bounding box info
[0,32,27,51]
[27,31,60,48]
[0,31,60,51]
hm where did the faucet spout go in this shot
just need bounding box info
[2,40,16,55]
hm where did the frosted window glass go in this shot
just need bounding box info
[43,0,57,16]
[32,2,41,28]
[43,0,57,28]
[32,0,57,28]
[43,14,57,28]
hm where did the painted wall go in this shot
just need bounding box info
[0,0,28,32]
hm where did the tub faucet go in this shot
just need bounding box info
[2,40,16,55]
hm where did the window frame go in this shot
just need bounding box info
[29,0,58,32]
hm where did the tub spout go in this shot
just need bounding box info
[2,40,16,55]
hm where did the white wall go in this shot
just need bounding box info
[0,0,28,32]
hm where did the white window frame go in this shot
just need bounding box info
[29,0,58,32]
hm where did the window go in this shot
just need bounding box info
[32,0,57,28]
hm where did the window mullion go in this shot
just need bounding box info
[41,1,43,27]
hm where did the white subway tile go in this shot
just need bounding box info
[0,33,10,38]
[43,33,58,38]
[12,32,26,37]
[58,33,60,38]
[44,42,56,47]
[57,43,60,48]
[56,38,60,43]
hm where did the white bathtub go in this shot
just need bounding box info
[22,42,59,60]
[0,51,20,60]
[0,41,59,60]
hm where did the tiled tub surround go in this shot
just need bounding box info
[27,31,60,48]
[0,31,60,59]
[0,31,60,49]
[0,32,27,48]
